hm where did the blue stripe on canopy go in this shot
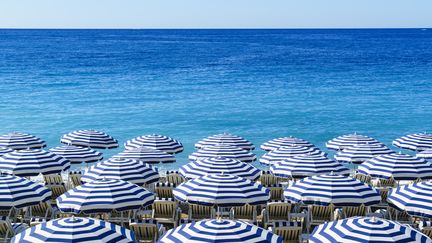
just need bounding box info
[49,145,103,164]
[179,156,260,180]
[81,158,159,185]
[270,154,350,179]
[326,133,381,151]
[260,145,326,165]
[11,217,135,243]
[309,217,431,243]
[261,136,315,151]
[124,134,183,154]
[0,147,13,157]
[195,133,255,151]
[358,153,432,180]
[0,132,46,150]
[0,149,70,176]
[189,144,256,163]
[173,174,269,207]
[0,174,51,210]
[61,129,118,149]
[417,149,432,159]
[284,174,381,206]
[57,179,154,214]
[113,147,175,164]
[334,144,393,164]
[159,219,282,243]
[388,182,432,218]
[393,133,432,151]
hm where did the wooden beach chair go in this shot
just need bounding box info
[229,204,257,224]
[387,207,412,224]
[373,187,389,210]
[69,171,83,188]
[288,212,308,233]
[165,171,186,186]
[308,205,334,230]
[259,171,280,187]
[354,173,371,184]
[29,217,46,227]
[335,205,367,220]
[270,221,303,243]
[105,210,133,226]
[45,182,67,205]
[268,184,284,201]
[154,182,175,199]
[377,177,396,188]
[262,201,292,228]
[188,205,215,221]
[24,201,58,222]
[419,221,432,239]
[0,209,16,222]
[152,198,180,227]
[43,174,63,184]
[0,216,27,243]
[129,219,165,243]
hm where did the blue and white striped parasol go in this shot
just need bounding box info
[260,145,326,165]
[388,182,432,218]
[61,129,118,149]
[57,179,154,214]
[284,174,380,206]
[393,133,432,151]
[270,154,350,179]
[173,174,270,207]
[189,144,257,163]
[0,174,51,210]
[0,132,46,150]
[158,219,282,243]
[81,158,159,185]
[113,146,175,164]
[358,153,432,180]
[334,143,393,164]
[261,136,315,151]
[326,133,381,151]
[195,133,255,151]
[0,147,13,157]
[11,217,135,243]
[124,134,183,154]
[417,149,432,159]
[179,156,261,180]
[0,149,70,176]
[49,145,103,164]
[309,216,431,243]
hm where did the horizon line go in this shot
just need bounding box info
[0,27,430,30]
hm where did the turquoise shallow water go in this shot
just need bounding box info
[0,29,431,170]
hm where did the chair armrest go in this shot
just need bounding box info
[158,225,166,236]
[261,208,268,223]
[211,208,216,219]
[334,208,343,220]
[174,207,181,220]
[229,208,234,219]
[188,207,192,220]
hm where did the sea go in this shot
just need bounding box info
[0,29,431,171]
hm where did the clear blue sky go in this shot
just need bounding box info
[1,0,431,28]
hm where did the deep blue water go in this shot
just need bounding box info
[0,29,431,170]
